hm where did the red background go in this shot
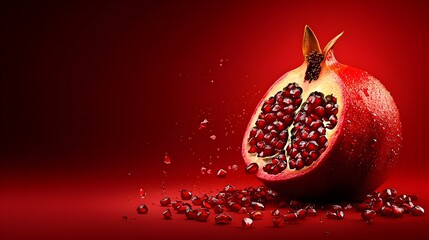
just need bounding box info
[1,1,428,239]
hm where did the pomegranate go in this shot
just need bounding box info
[242,26,402,201]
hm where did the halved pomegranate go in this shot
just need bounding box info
[242,26,402,201]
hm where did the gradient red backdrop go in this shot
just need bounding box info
[1,1,428,239]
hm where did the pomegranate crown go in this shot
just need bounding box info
[302,25,344,60]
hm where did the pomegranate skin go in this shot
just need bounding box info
[255,51,402,201]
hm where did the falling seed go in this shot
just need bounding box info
[217,169,227,178]
[201,167,207,174]
[139,188,146,198]
[210,135,217,140]
[164,153,171,165]
[199,119,209,130]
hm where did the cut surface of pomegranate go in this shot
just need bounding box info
[242,26,402,201]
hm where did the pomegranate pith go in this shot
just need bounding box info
[242,26,402,201]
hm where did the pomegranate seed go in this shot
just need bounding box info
[136,204,148,214]
[181,190,192,200]
[306,141,319,151]
[163,209,172,219]
[164,153,171,165]
[373,198,384,211]
[284,105,295,114]
[361,209,376,221]
[171,201,183,209]
[262,145,274,156]
[256,119,266,129]
[401,202,414,213]
[262,104,272,113]
[326,210,344,220]
[273,217,283,227]
[212,204,224,214]
[279,130,288,140]
[250,211,263,220]
[310,119,323,129]
[255,130,264,141]
[272,104,282,112]
[391,205,404,218]
[317,135,327,145]
[290,88,301,97]
[228,202,242,212]
[160,197,171,206]
[248,145,257,154]
[265,113,276,123]
[251,202,265,210]
[283,115,294,126]
[274,121,286,131]
[283,97,293,105]
[139,188,146,198]
[245,163,259,174]
[190,196,202,206]
[306,207,318,216]
[295,159,304,170]
[381,206,393,216]
[202,200,212,209]
[283,213,298,223]
[217,169,227,178]
[411,205,425,216]
[238,207,248,214]
[215,213,232,224]
[196,209,210,221]
[242,218,253,228]
[294,98,302,107]
[296,209,307,219]
[381,188,398,199]
[249,128,258,137]
[177,205,189,214]
[272,209,281,216]
[267,96,275,104]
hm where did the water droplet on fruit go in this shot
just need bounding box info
[210,135,217,140]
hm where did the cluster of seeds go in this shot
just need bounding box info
[304,51,324,82]
[287,92,338,170]
[247,82,340,173]
[136,186,424,228]
[248,83,303,157]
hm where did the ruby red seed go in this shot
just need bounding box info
[181,190,192,200]
[217,169,227,178]
[160,197,171,206]
[163,209,172,219]
[242,218,253,228]
[249,211,264,220]
[411,206,425,216]
[361,209,376,221]
[137,204,148,214]
[215,213,233,224]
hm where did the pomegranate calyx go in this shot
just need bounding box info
[323,31,344,59]
[302,25,322,57]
